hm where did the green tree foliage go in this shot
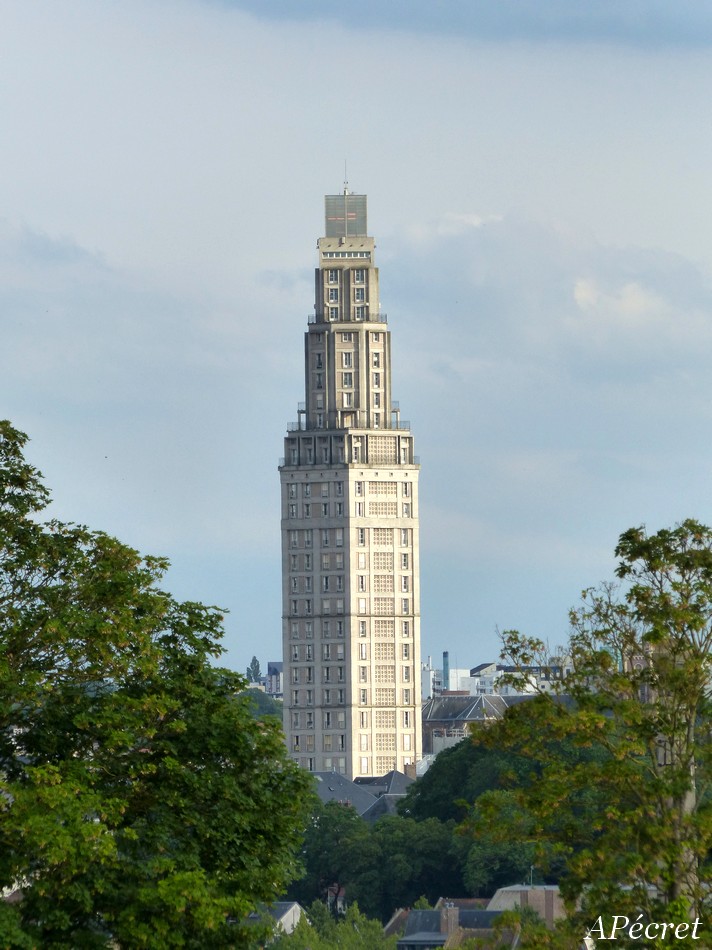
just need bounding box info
[479,521,712,944]
[241,686,283,720]
[271,902,397,950]
[245,655,262,683]
[0,421,314,948]
[288,801,466,922]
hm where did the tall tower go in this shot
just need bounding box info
[279,189,421,779]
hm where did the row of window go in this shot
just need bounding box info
[290,619,411,639]
[326,288,368,303]
[288,502,345,519]
[291,643,411,662]
[291,598,413,616]
[291,687,414,706]
[288,481,343,499]
[314,370,382,389]
[327,268,366,283]
[288,501,412,520]
[292,664,412,685]
[288,527,412,548]
[293,734,413,755]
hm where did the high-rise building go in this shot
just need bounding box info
[279,188,421,779]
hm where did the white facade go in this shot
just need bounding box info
[279,191,422,779]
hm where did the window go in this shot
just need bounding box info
[404,711,411,728]
[403,503,411,517]
[323,689,331,704]
[315,353,323,369]
[323,644,331,660]
[323,620,330,638]
[401,576,409,592]
[403,689,411,704]
[355,481,364,496]
[338,667,345,682]
[341,332,353,342]
[328,268,338,283]
[342,352,352,368]
[373,413,380,428]
[305,621,313,638]
[359,643,368,660]
[336,482,343,496]
[304,576,312,592]
[354,287,365,302]
[336,620,344,637]
[335,552,344,568]
[372,332,381,342]
[342,372,353,388]
[335,528,343,547]
[303,503,311,517]
[360,689,368,705]
[400,529,409,546]
[329,307,338,320]
[337,644,345,660]
[343,392,352,408]
[291,645,299,661]
[336,576,344,592]
[291,599,298,615]
[356,502,365,516]
[354,268,365,282]
[355,306,365,320]
[338,690,345,706]
[403,482,411,497]
[322,576,330,593]
[328,288,339,303]
[321,529,329,547]
[306,690,313,706]
[305,553,312,569]
[358,528,366,545]
[323,735,332,752]
[360,734,369,751]
[336,502,344,517]
[403,734,412,752]
[358,598,367,614]
[292,712,299,729]
[358,575,367,592]
[292,689,299,705]
[401,553,409,569]
[321,482,329,497]
[291,577,298,593]
[402,599,409,613]
[360,666,368,683]
[403,666,411,682]
[322,667,331,683]
[289,483,297,499]
[305,529,313,548]
[315,373,323,389]
[305,600,312,615]
[290,554,298,571]
[373,393,381,409]
[372,352,380,367]
[373,372,380,387]
[306,711,314,728]
[359,621,367,637]
[288,504,297,519]
[322,503,329,517]
[322,553,330,570]
[403,644,410,660]
[358,552,367,569]
[291,621,298,639]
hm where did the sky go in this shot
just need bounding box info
[4,0,712,677]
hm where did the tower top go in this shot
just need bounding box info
[324,192,368,239]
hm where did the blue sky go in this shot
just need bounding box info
[3,0,712,676]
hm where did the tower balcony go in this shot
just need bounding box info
[307,312,388,325]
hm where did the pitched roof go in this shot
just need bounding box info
[311,771,378,816]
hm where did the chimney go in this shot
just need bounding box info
[440,901,458,934]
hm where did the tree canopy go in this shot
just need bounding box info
[0,421,313,948]
[478,520,712,944]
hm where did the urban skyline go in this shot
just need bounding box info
[4,2,712,676]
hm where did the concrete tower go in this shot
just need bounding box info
[279,189,421,779]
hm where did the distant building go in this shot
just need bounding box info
[262,660,283,698]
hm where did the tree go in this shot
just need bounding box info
[246,655,262,683]
[271,902,397,950]
[241,686,282,720]
[480,521,712,943]
[0,421,314,947]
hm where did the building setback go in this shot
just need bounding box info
[279,189,422,779]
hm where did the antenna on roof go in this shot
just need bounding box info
[343,159,349,196]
